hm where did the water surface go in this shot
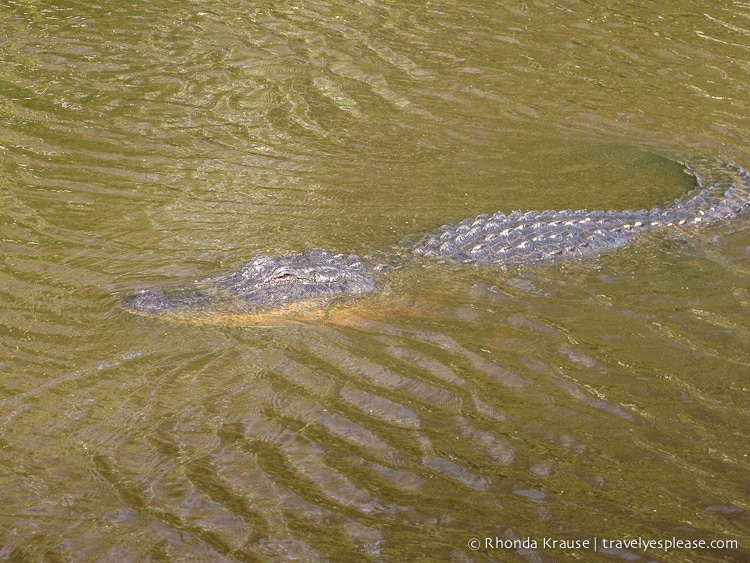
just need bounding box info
[1,1,749,561]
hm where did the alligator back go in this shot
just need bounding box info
[123,161,750,323]
[412,165,750,265]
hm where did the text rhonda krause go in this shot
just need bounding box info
[482,536,738,552]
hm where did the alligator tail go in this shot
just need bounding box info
[412,163,750,265]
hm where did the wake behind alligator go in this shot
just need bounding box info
[123,160,750,322]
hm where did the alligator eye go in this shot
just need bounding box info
[273,271,296,281]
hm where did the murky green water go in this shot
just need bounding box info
[1,1,748,561]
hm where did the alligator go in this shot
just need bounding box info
[122,160,750,323]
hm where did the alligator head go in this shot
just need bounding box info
[122,250,376,323]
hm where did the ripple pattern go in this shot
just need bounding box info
[1,0,749,560]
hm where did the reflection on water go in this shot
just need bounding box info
[1,0,749,560]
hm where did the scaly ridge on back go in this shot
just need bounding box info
[412,164,750,264]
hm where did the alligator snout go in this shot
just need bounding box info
[122,288,169,315]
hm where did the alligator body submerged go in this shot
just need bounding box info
[123,161,750,322]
